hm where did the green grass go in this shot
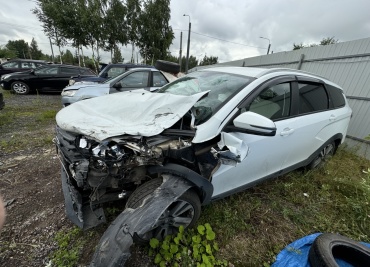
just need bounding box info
[198,149,370,266]
[0,90,60,153]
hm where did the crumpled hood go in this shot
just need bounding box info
[56,89,207,141]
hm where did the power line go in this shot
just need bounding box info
[0,21,42,31]
[173,28,266,50]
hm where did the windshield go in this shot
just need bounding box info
[157,71,254,124]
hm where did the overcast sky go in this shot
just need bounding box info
[1,0,370,63]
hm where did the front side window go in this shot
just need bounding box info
[107,67,126,78]
[298,83,328,114]
[248,82,291,120]
[158,71,253,124]
[117,71,149,88]
[34,66,59,75]
[2,61,19,68]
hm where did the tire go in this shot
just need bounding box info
[11,81,30,95]
[307,141,336,169]
[309,233,370,267]
[155,60,180,74]
[126,177,201,242]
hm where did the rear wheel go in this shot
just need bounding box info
[126,177,201,242]
[11,81,30,95]
[308,141,336,169]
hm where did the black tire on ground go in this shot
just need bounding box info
[155,60,180,74]
[308,233,370,267]
[307,141,336,170]
[11,81,30,95]
[126,177,201,243]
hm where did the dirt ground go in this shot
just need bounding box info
[0,93,155,267]
[0,94,71,266]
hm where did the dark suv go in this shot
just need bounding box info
[69,63,154,85]
[0,64,96,94]
[0,59,47,77]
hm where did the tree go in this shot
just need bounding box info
[32,0,68,63]
[125,0,141,62]
[293,37,339,50]
[199,55,218,66]
[62,49,74,64]
[29,38,43,60]
[137,0,174,63]
[112,47,123,63]
[104,0,128,62]
[0,45,17,59]
[6,40,29,59]
[320,37,338,46]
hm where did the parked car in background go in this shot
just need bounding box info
[55,67,352,265]
[0,91,4,110]
[61,68,177,106]
[0,59,48,77]
[68,63,155,85]
[0,64,96,94]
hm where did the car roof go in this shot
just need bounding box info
[40,64,91,70]
[6,59,47,63]
[199,66,335,85]
[108,63,154,68]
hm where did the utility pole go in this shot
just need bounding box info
[179,32,183,72]
[184,14,191,74]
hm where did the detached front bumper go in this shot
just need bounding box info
[55,127,106,229]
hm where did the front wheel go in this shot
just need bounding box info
[126,178,201,242]
[11,81,30,95]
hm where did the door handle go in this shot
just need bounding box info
[329,115,337,121]
[280,128,295,136]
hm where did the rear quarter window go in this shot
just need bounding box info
[327,84,345,108]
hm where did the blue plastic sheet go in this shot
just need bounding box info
[271,233,370,267]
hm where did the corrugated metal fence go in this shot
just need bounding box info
[191,37,370,158]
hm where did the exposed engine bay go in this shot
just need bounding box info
[55,122,220,229]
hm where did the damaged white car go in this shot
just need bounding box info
[55,67,352,266]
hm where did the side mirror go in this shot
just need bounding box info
[30,69,35,75]
[101,72,108,78]
[231,111,276,136]
[113,83,122,89]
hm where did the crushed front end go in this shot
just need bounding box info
[55,125,215,229]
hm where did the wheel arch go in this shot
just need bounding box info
[147,163,214,205]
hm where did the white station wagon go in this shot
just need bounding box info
[55,67,352,266]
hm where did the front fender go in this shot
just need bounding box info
[148,163,214,205]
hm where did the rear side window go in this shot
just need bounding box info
[81,69,95,75]
[327,84,345,108]
[152,72,168,87]
[60,67,81,75]
[298,83,328,114]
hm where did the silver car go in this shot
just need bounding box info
[61,68,177,107]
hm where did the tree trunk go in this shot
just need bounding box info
[131,43,135,63]
[58,46,63,64]
[90,42,97,73]
[80,46,85,67]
